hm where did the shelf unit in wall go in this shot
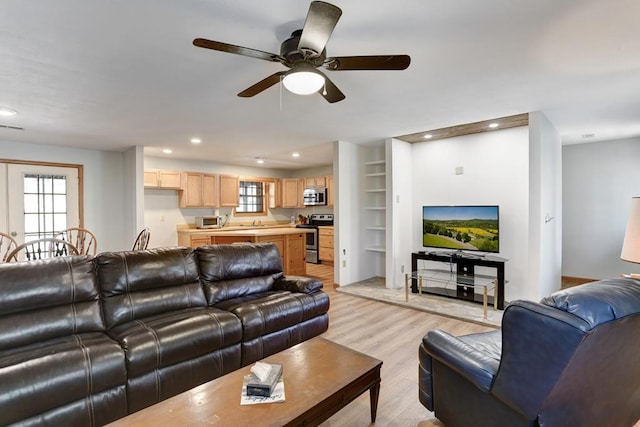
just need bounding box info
[364,159,386,253]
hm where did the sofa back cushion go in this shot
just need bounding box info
[540,277,640,329]
[196,243,285,305]
[96,247,206,329]
[0,255,103,350]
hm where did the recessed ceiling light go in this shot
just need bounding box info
[255,158,265,164]
[488,123,499,128]
[424,134,433,139]
[0,107,17,117]
[292,152,300,158]
[162,149,173,154]
[190,138,201,144]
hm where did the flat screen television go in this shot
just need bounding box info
[422,205,499,253]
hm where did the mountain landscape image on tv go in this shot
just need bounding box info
[422,205,499,253]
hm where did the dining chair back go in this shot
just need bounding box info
[6,238,79,262]
[56,227,97,255]
[132,228,151,251]
[0,232,18,262]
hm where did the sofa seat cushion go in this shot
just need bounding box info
[107,307,242,377]
[0,332,127,426]
[214,290,330,341]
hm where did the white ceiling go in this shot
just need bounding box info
[1,0,639,170]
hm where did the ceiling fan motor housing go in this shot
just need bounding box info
[281,30,325,66]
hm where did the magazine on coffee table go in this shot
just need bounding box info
[240,374,286,405]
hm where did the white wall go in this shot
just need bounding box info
[528,112,563,299]
[409,126,530,302]
[387,138,413,288]
[0,140,128,251]
[563,136,640,279]
[335,140,367,286]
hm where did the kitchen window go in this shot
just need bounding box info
[236,180,265,214]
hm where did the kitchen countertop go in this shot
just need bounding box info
[178,224,296,235]
[177,225,311,236]
[207,227,313,237]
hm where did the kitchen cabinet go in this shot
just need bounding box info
[282,178,301,208]
[219,174,239,207]
[144,169,182,189]
[285,232,306,275]
[268,179,282,208]
[177,234,212,248]
[177,228,309,275]
[325,175,334,207]
[319,226,334,263]
[212,235,252,244]
[179,172,218,208]
[304,176,326,188]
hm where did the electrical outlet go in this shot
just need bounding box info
[342,260,346,268]
[160,215,165,222]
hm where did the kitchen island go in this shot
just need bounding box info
[177,226,311,276]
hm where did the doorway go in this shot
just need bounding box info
[1,161,81,244]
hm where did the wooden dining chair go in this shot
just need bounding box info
[6,238,79,262]
[0,232,18,262]
[56,227,98,255]
[132,228,151,250]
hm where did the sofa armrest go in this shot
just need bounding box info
[491,300,588,418]
[422,329,501,392]
[273,276,324,294]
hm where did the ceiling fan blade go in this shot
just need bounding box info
[237,72,286,97]
[316,71,345,103]
[298,1,342,57]
[193,38,283,63]
[325,55,411,71]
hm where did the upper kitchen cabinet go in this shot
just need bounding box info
[268,179,283,208]
[281,178,301,208]
[219,174,239,207]
[304,176,326,188]
[179,172,218,208]
[144,169,182,189]
[326,175,334,207]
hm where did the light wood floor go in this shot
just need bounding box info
[305,263,495,427]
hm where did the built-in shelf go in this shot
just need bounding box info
[364,160,386,166]
[365,172,386,177]
[365,207,386,210]
[365,226,386,231]
[366,189,386,193]
[365,246,386,253]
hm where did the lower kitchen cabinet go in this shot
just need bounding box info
[319,226,334,263]
[285,232,306,275]
[177,234,211,248]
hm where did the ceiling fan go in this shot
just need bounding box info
[193,1,411,103]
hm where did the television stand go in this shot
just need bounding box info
[410,252,507,309]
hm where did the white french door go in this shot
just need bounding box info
[5,164,79,244]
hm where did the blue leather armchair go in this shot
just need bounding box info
[419,278,640,427]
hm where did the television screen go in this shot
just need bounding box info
[422,205,499,253]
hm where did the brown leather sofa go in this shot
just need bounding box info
[0,243,329,426]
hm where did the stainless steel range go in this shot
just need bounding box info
[296,214,334,264]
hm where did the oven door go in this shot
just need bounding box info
[305,228,318,250]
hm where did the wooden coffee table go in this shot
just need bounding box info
[106,337,382,426]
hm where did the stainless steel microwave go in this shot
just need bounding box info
[195,216,223,229]
[303,187,327,206]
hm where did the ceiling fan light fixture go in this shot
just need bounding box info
[282,70,324,95]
